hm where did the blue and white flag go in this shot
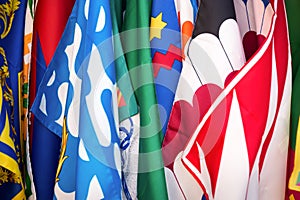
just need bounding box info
[31,0,122,199]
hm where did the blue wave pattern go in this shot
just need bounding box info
[31,0,121,199]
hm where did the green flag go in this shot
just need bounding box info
[122,0,168,199]
[286,0,300,198]
[110,0,141,198]
[287,0,300,148]
[110,0,138,121]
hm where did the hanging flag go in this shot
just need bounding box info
[110,0,140,198]
[22,0,37,198]
[234,0,290,199]
[0,90,24,199]
[0,0,28,199]
[31,0,122,199]
[163,0,245,198]
[150,0,182,136]
[150,0,198,199]
[122,0,168,199]
[29,0,75,198]
[173,0,291,199]
[161,0,197,169]
[0,93,24,200]
[285,0,300,199]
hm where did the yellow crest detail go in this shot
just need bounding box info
[0,47,14,107]
[0,47,9,86]
[289,117,300,192]
[0,166,22,186]
[0,0,20,39]
[0,167,9,184]
[56,117,69,182]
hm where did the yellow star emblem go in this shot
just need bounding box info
[150,12,167,41]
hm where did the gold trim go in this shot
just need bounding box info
[289,117,300,191]
[55,117,69,182]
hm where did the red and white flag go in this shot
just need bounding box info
[165,0,291,199]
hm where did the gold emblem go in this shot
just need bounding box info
[0,0,20,39]
[56,117,69,182]
[0,166,21,185]
[0,47,14,106]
